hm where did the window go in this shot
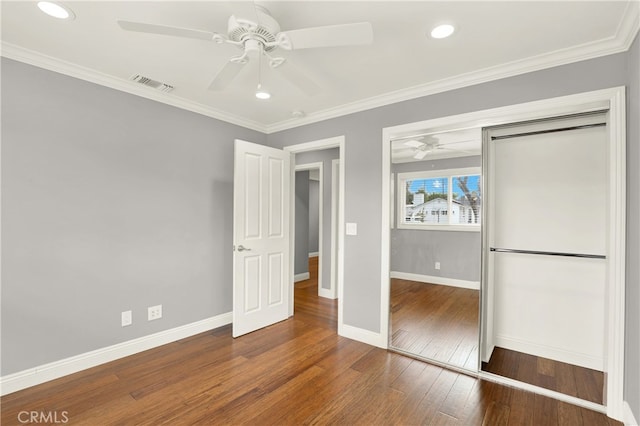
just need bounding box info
[397,167,481,231]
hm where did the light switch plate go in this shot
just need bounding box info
[346,223,357,235]
[121,310,132,327]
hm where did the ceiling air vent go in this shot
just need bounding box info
[129,74,174,93]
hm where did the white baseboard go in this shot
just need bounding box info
[390,271,480,290]
[482,344,496,364]
[494,334,603,371]
[0,312,232,396]
[339,323,386,349]
[308,252,319,258]
[624,401,639,426]
[318,287,337,299]
[294,272,310,282]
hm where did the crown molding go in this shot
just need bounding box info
[618,0,640,50]
[266,3,640,134]
[0,42,267,133]
[2,1,638,136]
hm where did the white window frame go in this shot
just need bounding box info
[397,166,481,232]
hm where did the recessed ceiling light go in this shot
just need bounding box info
[430,24,454,39]
[255,84,271,100]
[37,1,75,20]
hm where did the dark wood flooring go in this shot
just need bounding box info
[390,278,479,370]
[482,346,605,404]
[0,259,619,425]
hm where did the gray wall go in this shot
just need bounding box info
[625,32,639,423]
[296,148,340,291]
[309,180,319,254]
[2,38,638,416]
[266,52,629,335]
[294,171,310,276]
[0,58,266,375]
[391,156,481,281]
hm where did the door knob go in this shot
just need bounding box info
[236,245,251,252]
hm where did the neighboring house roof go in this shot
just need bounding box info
[409,197,464,211]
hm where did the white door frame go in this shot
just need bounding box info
[330,159,340,300]
[284,136,345,328]
[380,87,626,420]
[294,162,325,297]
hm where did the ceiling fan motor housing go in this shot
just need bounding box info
[227,6,280,52]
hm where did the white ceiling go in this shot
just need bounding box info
[2,1,638,133]
[391,127,481,163]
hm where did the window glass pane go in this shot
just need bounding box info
[452,175,481,224]
[404,178,449,224]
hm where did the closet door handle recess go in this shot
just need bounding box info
[489,247,605,259]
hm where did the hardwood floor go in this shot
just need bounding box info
[482,347,605,405]
[390,278,479,370]
[295,257,337,330]
[1,259,619,425]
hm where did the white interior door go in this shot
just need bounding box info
[233,140,290,337]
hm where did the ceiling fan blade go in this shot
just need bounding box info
[444,148,479,155]
[208,60,246,91]
[404,140,425,148]
[436,139,479,146]
[118,20,216,41]
[279,22,373,50]
[414,150,429,160]
[432,146,479,157]
[278,60,322,96]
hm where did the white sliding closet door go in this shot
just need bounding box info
[485,113,608,371]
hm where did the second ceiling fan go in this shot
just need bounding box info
[404,137,476,160]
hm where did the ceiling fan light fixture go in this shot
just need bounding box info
[430,24,454,39]
[255,84,271,100]
[37,1,75,20]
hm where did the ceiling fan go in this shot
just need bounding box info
[403,137,476,160]
[117,4,374,96]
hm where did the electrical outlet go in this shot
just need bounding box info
[435,262,441,270]
[121,310,132,327]
[148,305,162,321]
